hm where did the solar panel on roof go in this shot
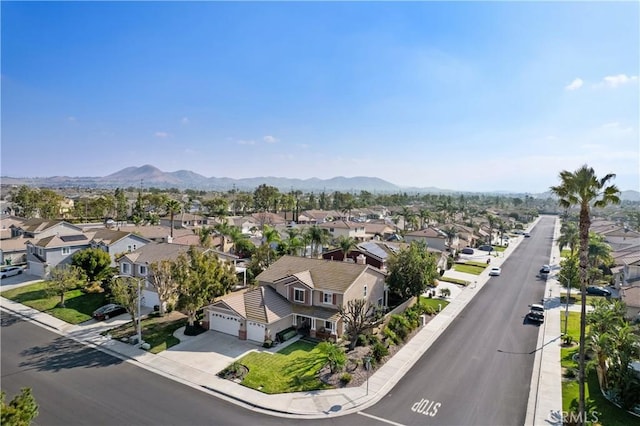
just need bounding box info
[60,234,88,242]
[359,241,388,259]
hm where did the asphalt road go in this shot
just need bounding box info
[361,216,556,425]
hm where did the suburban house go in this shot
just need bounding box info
[297,210,342,224]
[204,255,388,343]
[0,214,27,240]
[319,220,368,241]
[117,243,240,309]
[0,236,30,266]
[404,227,455,252]
[114,224,194,243]
[363,221,398,241]
[159,212,210,230]
[452,224,478,249]
[11,219,84,239]
[322,241,405,270]
[25,228,151,278]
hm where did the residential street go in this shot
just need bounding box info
[360,216,555,425]
[1,218,556,426]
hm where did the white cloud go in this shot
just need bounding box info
[564,78,583,91]
[263,135,278,143]
[599,74,638,88]
[181,117,190,125]
[237,139,255,145]
[155,131,169,138]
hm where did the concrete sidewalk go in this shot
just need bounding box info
[0,217,563,421]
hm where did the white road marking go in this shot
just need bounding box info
[358,411,406,426]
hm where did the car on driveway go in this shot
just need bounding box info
[92,304,127,321]
[488,267,502,276]
[478,245,493,252]
[461,247,474,255]
[1,266,23,279]
[586,286,611,297]
[526,304,544,323]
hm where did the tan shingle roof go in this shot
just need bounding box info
[256,255,371,293]
[212,286,292,323]
[120,242,194,264]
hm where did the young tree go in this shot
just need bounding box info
[46,265,86,307]
[339,298,377,350]
[71,248,113,283]
[1,387,38,426]
[386,241,439,301]
[174,247,237,329]
[110,276,142,337]
[148,259,179,316]
[550,164,620,425]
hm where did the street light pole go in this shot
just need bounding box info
[564,277,570,337]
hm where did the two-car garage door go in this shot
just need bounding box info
[209,312,240,336]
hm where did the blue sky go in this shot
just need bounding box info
[2,1,638,193]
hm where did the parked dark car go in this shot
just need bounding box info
[539,265,551,274]
[526,304,545,323]
[461,247,474,255]
[477,245,493,252]
[92,304,127,321]
[586,286,611,297]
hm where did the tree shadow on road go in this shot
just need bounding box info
[19,335,123,372]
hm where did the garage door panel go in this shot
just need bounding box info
[247,322,265,342]
[210,312,240,336]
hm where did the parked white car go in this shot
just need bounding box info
[1,266,23,279]
[489,267,502,276]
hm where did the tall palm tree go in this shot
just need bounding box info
[306,225,329,258]
[550,164,620,424]
[558,221,579,257]
[165,199,182,239]
[262,225,281,265]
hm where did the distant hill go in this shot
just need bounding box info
[2,165,639,200]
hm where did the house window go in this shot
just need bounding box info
[363,285,367,297]
[121,263,130,274]
[324,321,333,332]
[323,292,333,304]
[139,265,147,276]
[294,288,305,303]
[62,247,70,255]
[127,245,132,252]
[38,248,44,257]
[378,298,383,306]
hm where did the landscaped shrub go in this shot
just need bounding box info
[339,373,352,385]
[356,334,369,347]
[390,314,413,341]
[423,305,436,316]
[403,308,420,329]
[263,339,274,348]
[317,341,347,373]
[83,281,104,294]
[383,326,400,345]
[371,341,388,363]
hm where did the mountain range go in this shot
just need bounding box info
[2,164,639,201]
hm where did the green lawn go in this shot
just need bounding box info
[237,341,332,394]
[453,262,486,275]
[560,292,604,305]
[493,246,506,252]
[1,281,107,324]
[418,297,450,311]
[104,313,188,354]
[560,249,572,258]
[561,312,636,425]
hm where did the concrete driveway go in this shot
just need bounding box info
[158,328,268,375]
[0,272,42,291]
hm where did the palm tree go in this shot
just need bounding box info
[587,299,625,391]
[165,199,182,239]
[558,221,579,257]
[262,225,281,265]
[486,214,497,245]
[306,225,329,258]
[550,164,620,424]
[337,235,357,261]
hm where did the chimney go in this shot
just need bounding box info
[356,254,366,265]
